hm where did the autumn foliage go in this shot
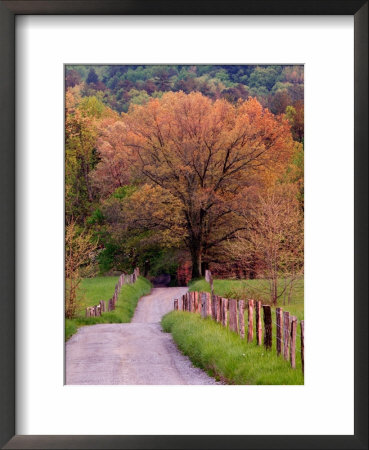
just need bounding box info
[65,221,97,318]
[95,92,295,277]
[65,65,304,302]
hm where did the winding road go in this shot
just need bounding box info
[66,287,218,385]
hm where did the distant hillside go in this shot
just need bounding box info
[66,64,304,117]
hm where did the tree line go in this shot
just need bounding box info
[65,65,304,305]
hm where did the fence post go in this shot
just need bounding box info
[201,292,207,318]
[301,320,304,374]
[290,316,297,369]
[263,305,272,349]
[283,311,290,360]
[221,298,228,327]
[215,296,221,322]
[256,301,262,345]
[238,300,245,338]
[276,307,283,355]
[205,269,211,283]
[174,299,178,310]
[194,291,199,313]
[205,292,211,317]
[248,300,254,343]
[85,307,90,318]
[228,299,238,333]
[212,293,217,321]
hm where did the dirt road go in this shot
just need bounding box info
[66,287,218,385]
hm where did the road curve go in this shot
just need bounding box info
[66,287,218,385]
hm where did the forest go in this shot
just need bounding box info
[65,64,304,318]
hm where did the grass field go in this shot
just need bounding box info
[65,276,152,340]
[165,276,304,384]
[162,311,304,385]
[189,277,304,320]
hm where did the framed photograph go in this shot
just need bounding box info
[1,1,367,449]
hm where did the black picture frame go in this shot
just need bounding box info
[0,1,367,449]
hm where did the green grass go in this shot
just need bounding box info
[65,276,152,340]
[189,277,304,320]
[162,311,304,385]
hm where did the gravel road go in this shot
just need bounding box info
[66,287,218,385]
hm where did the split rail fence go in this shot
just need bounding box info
[173,271,304,374]
[85,267,140,318]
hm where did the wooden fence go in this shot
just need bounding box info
[85,267,140,317]
[173,284,304,374]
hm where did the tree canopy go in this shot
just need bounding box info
[65,65,304,286]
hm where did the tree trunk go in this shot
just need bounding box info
[271,277,278,305]
[190,244,202,279]
[201,261,209,276]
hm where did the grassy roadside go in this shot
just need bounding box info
[65,276,152,341]
[189,278,304,320]
[162,311,304,385]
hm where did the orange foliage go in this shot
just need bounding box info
[92,120,132,197]
[95,92,295,277]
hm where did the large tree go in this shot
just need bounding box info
[65,88,116,222]
[96,92,295,277]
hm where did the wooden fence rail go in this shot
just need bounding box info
[173,271,304,373]
[85,267,140,318]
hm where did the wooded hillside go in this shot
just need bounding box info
[65,65,304,292]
